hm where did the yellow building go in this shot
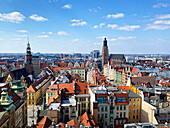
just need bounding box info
[26,75,53,105]
[128,91,142,123]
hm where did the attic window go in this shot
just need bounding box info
[77,90,80,93]
[29,90,31,92]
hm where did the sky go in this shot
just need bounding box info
[0,0,170,54]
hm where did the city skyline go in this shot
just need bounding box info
[0,0,170,54]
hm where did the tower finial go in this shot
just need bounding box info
[27,36,29,44]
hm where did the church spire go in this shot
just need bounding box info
[26,37,31,55]
[103,38,107,46]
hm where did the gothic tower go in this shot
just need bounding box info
[102,38,109,67]
[24,39,33,75]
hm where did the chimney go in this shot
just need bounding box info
[93,101,98,124]
[57,82,59,95]
[73,80,76,94]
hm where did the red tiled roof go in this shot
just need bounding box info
[116,86,130,90]
[58,62,67,67]
[58,123,65,128]
[36,116,52,128]
[0,62,8,65]
[67,120,80,127]
[131,67,138,74]
[80,112,96,127]
[47,93,59,106]
[26,75,49,93]
[75,80,89,95]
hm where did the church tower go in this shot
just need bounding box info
[102,38,109,67]
[24,38,33,75]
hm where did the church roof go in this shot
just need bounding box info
[109,54,125,61]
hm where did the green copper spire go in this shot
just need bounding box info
[26,37,31,55]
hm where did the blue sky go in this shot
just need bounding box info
[0,0,170,54]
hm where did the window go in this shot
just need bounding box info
[101,114,104,119]
[137,98,139,101]
[105,106,107,111]
[137,109,139,113]
[84,90,86,94]
[136,115,138,119]
[137,103,139,106]
[129,103,131,106]
[124,105,126,110]
[123,119,126,124]
[133,109,135,113]
[124,112,126,117]
[120,105,122,110]
[134,99,135,101]
[77,90,80,93]
[98,107,100,112]
[117,106,119,110]
[133,103,135,106]
[105,114,107,118]
[85,86,87,88]
[120,120,122,125]
[129,115,131,119]
[116,120,118,125]
[116,113,119,118]
[133,115,135,119]
[98,114,100,119]
[120,112,122,118]
[101,107,104,111]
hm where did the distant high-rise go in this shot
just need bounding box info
[24,39,33,75]
[90,50,100,58]
[32,56,40,76]
[102,38,109,67]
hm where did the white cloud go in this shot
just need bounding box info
[48,0,58,3]
[71,19,87,26]
[72,39,79,42]
[15,34,28,37]
[145,24,170,30]
[93,25,98,29]
[107,24,118,29]
[156,14,170,19]
[62,4,72,9]
[37,35,49,38]
[0,38,3,40]
[71,19,80,22]
[94,43,101,46]
[57,31,69,36]
[93,23,105,29]
[109,38,117,41]
[17,30,28,33]
[154,20,170,25]
[107,24,140,31]
[106,13,124,19]
[118,25,140,31]
[118,36,136,40]
[157,38,165,42]
[48,32,53,34]
[153,3,169,8]
[0,12,25,23]
[89,6,101,12]
[29,14,48,21]
[12,38,22,41]
[96,36,106,39]
[42,32,53,34]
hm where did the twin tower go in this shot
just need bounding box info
[102,38,109,67]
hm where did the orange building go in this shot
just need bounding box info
[128,91,142,123]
